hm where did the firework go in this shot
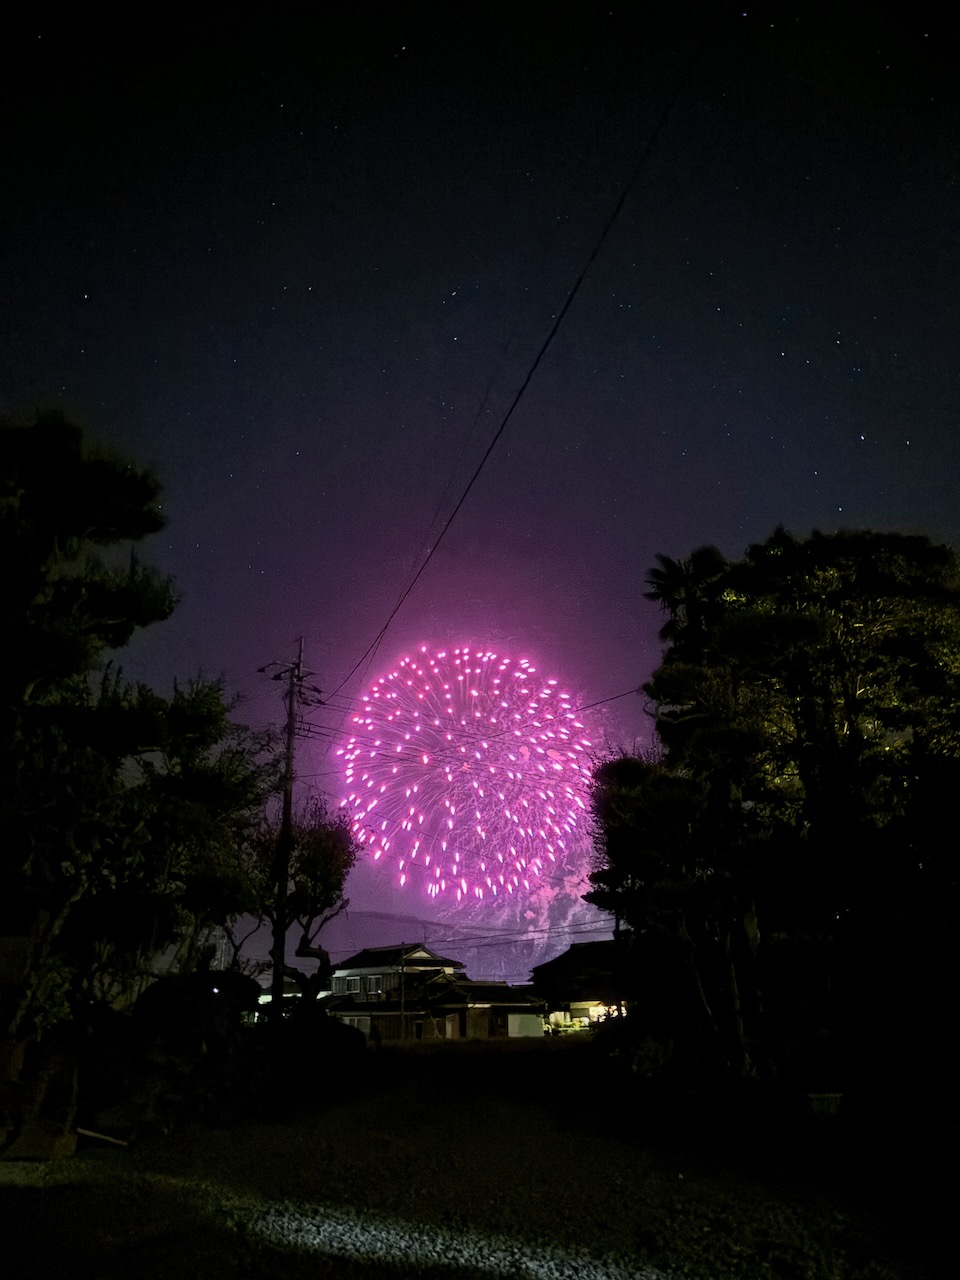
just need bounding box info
[338,645,595,903]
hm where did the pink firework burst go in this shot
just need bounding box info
[338,645,595,903]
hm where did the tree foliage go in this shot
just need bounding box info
[590,527,960,1081]
[223,797,358,999]
[0,413,272,1045]
[1,411,173,708]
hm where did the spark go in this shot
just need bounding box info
[339,645,595,904]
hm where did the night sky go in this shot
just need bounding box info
[2,5,956,976]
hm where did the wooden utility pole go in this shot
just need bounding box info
[269,636,303,1023]
[399,944,406,1041]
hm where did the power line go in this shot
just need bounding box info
[328,105,672,704]
[322,915,615,964]
[290,684,642,825]
[575,687,642,714]
[297,684,641,756]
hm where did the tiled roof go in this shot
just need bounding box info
[530,939,620,976]
[333,943,464,972]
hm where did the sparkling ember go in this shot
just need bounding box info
[339,645,595,902]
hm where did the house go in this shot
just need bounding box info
[530,938,630,1031]
[324,943,544,1042]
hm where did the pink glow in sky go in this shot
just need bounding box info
[338,644,596,904]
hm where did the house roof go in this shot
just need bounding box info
[333,943,464,973]
[454,979,544,1008]
[529,939,621,978]
[529,937,632,1005]
[323,971,544,1015]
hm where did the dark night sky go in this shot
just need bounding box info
[2,4,956,975]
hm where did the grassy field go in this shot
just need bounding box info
[0,1039,946,1279]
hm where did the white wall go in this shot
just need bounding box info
[507,1013,544,1038]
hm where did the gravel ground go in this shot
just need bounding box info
[0,1040,945,1279]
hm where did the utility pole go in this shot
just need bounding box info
[399,942,406,1042]
[266,637,303,1025]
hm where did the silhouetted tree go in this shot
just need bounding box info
[592,528,960,1085]
[0,413,272,1102]
[588,755,749,1078]
[0,410,172,710]
[223,797,358,1001]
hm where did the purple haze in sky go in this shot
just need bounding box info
[1,7,954,976]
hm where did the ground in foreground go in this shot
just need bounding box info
[0,1040,946,1279]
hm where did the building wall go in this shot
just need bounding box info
[364,1012,447,1043]
[508,1013,544,1038]
[333,1005,543,1042]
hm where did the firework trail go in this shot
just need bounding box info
[338,645,597,906]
